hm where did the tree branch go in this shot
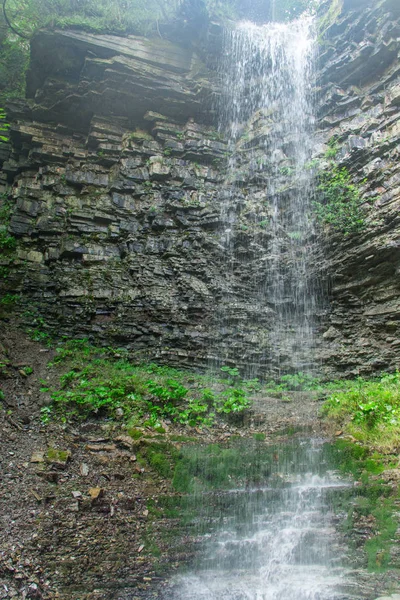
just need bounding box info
[2,0,30,40]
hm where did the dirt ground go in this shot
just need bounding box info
[0,321,328,600]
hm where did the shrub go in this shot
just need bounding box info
[314,166,366,235]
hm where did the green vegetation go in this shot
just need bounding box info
[42,339,251,426]
[172,439,273,493]
[318,0,343,36]
[327,439,398,572]
[322,372,400,451]
[0,192,18,308]
[314,165,366,235]
[2,0,182,38]
[0,108,10,142]
[25,313,52,345]
[0,195,16,254]
[0,292,19,306]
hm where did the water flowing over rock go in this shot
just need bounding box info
[161,440,365,600]
[214,18,320,375]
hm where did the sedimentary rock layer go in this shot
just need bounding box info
[316,0,400,377]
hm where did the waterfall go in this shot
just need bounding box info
[158,18,358,600]
[214,16,319,377]
[161,440,357,600]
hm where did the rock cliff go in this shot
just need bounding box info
[316,0,400,377]
[0,27,274,373]
[1,0,400,379]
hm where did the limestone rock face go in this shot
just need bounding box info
[2,0,400,378]
[0,28,275,372]
[316,0,400,377]
[26,29,218,132]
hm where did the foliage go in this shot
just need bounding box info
[220,365,240,380]
[2,0,183,37]
[0,195,16,254]
[314,165,366,235]
[0,192,17,293]
[25,314,52,345]
[327,439,398,572]
[0,108,10,142]
[42,339,251,426]
[264,371,321,394]
[0,37,28,102]
[322,372,400,451]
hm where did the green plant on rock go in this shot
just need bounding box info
[0,195,16,253]
[0,108,10,142]
[43,340,251,427]
[0,292,19,305]
[314,165,366,235]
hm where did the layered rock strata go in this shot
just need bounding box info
[2,0,400,378]
[0,29,275,372]
[316,0,400,377]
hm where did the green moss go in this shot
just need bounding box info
[172,441,275,494]
[325,438,398,573]
[139,441,180,479]
[318,0,344,36]
[129,129,153,141]
[127,428,144,440]
[47,448,70,463]
[169,434,197,442]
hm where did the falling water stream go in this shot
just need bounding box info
[215,16,320,376]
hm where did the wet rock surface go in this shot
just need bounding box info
[1,1,400,378]
[0,26,310,376]
[316,0,400,378]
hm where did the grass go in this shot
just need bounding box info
[322,374,400,574]
[321,372,400,452]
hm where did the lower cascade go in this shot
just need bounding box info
[162,440,359,600]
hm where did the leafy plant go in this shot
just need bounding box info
[0,108,10,142]
[314,166,366,235]
[216,387,250,414]
[322,372,400,450]
[220,365,240,380]
[42,340,251,427]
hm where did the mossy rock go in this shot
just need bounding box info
[46,447,71,467]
